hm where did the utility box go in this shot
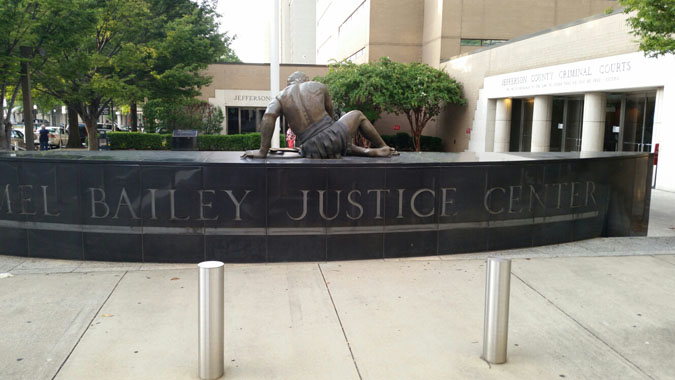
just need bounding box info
[172,129,198,151]
[98,130,110,150]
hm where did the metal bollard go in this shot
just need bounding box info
[199,261,225,380]
[482,257,511,364]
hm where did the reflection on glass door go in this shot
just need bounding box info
[601,91,655,152]
[604,94,622,151]
[227,107,239,135]
[550,98,564,152]
[225,106,267,134]
[622,93,655,152]
[549,96,584,152]
[508,98,534,152]
[240,108,257,133]
[564,98,584,152]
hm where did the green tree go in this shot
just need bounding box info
[128,0,236,131]
[143,98,223,134]
[37,0,230,150]
[314,61,386,122]
[0,0,82,149]
[619,0,675,57]
[316,58,465,151]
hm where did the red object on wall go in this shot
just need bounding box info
[654,143,659,165]
[393,125,400,131]
[466,128,471,134]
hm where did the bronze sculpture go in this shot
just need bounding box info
[242,71,397,159]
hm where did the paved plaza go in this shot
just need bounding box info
[1,190,674,380]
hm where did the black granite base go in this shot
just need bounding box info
[0,150,653,262]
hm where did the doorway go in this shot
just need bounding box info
[549,97,584,152]
[603,91,655,152]
[508,98,534,152]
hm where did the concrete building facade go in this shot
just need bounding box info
[316,0,617,65]
[281,0,317,64]
[440,12,675,191]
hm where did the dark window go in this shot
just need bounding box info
[460,39,507,47]
[226,106,268,134]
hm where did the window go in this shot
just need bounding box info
[226,107,267,134]
[460,39,481,46]
[460,38,507,47]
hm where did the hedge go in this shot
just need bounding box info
[108,132,170,150]
[108,131,287,151]
[381,133,443,152]
[108,131,441,152]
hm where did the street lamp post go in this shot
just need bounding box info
[20,46,35,151]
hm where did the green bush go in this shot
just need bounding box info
[109,131,438,152]
[419,135,444,152]
[108,132,170,150]
[198,133,287,151]
[380,133,443,152]
[109,131,288,151]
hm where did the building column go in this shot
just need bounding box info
[580,92,606,152]
[531,96,552,152]
[493,99,512,152]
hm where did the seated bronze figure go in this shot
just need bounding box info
[242,71,397,159]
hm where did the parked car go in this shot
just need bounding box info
[97,122,114,132]
[45,126,67,148]
[10,129,26,150]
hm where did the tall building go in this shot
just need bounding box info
[316,0,618,66]
[281,0,317,64]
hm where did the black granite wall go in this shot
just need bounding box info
[0,151,652,262]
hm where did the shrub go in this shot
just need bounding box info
[381,132,443,152]
[143,98,224,135]
[198,133,287,151]
[109,132,288,151]
[108,132,170,150]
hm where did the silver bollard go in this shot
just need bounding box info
[199,261,225,380]
[482,257,511,364]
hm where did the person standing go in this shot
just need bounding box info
[39,124,49,151]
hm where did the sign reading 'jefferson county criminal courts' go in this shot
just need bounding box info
[485,52,663,98]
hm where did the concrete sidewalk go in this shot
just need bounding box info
[1,237,674,380]
[1,189,674,380]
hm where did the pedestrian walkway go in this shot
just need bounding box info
[1,190,674,380]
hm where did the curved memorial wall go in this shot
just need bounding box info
[0,151,652,262]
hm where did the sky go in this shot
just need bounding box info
[216,0,271,63]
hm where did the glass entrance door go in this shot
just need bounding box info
[602,91,656,152]
[508,98,533,152]
[622,93,655,152]
[549,97,584,152]
[604,94,622,151]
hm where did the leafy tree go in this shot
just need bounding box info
[0,0,81,149]
[216,33,241,63]
[314,61,385,123]
[619,0,675,57]
[128,0,237,131]
[37,0,230,150]
[143,98,223,134]
[381,58,465,151]
[316,57,465,151]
